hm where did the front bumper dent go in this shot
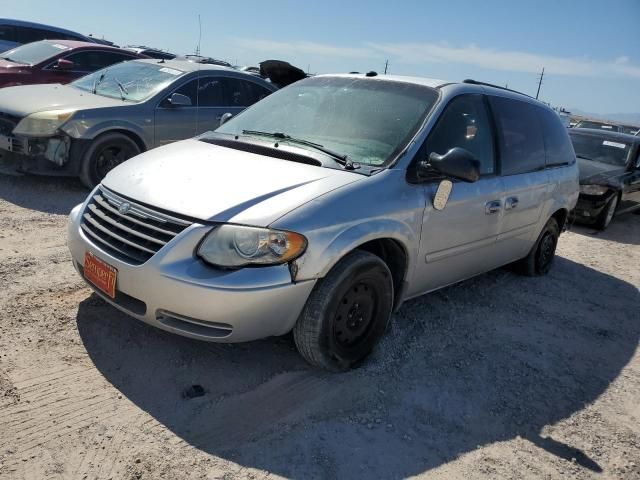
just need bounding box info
[67,204,316,343]
[0,134,73,174]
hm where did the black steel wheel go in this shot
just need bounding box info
[294,250,394,371]
[515,217,560,277]
[80,132,140,188]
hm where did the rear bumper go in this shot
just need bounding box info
[67,203,316,343]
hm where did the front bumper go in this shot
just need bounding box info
[67,203,316,343]
[0,133,73,175]
[571,192,614,223]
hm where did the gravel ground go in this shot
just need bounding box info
[0,172,638,480]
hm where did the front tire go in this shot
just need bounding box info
[79,133,141,188]
[594,195,618,230]
[293,250,394,371]
[516,217,560,277]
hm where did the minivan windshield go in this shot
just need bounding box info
[570,133,631,167]
[214,76,439,167]
[72,61,185,102]
[1,40,70,65]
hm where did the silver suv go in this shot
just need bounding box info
[67,74,579,371]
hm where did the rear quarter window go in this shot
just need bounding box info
[489,96,546,176]
[536,107,576,167]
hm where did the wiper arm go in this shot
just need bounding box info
[241,130,359,170]
[114,77,128,100]
[2,57,27,65]
[92,69,108,94]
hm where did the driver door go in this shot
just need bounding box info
[154,77,201,146]
[409,94,504,296]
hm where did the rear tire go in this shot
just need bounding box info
[293,250,393,371]
[79,133,140,189]
[594,195,618,230]
[515,218,560,277]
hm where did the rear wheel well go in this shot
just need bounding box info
[551,208,569,231]
[356,238,408,310]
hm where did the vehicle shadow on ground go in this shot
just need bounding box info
[570,213,640,246]
[0,172,87,215]
[76,256,639,478]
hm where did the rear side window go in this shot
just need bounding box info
[490,96,545,175]
[221,78,271,107]
[424,94,495,175]
[242,81,272,104]
[536,107,575,167]
[64,51,135,72]
[222,78,251,107]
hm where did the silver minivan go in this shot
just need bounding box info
[67,74,579,371]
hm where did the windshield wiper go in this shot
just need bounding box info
[576,154,593,161]
[114,78,128,100]
[241,130,359,170]
[2,56,27,65]
[92,69,108,94]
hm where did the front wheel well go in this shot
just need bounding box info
[355,238,408,310]
[106,129,147,153]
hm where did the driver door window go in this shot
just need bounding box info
[424,94,495,175]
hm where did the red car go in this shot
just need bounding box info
[0,40,144,88]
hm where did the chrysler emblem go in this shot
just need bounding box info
[118,202,131,215]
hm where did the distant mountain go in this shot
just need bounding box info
[570,109,640,126]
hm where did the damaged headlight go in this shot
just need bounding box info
[197,225,307,268]
[579,184,608,196]
[12,109,76,137]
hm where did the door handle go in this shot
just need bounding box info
[505,197,519,210]
[485,200,501,214]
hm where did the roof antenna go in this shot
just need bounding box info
[195,14,202,56]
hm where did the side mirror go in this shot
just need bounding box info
[167,93,192,107]
[56,59,74,70]
[419,147,481,183]
[219,112,233,126]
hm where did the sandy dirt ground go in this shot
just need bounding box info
[0,172,638,480]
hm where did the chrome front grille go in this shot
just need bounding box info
[80,186,193,265]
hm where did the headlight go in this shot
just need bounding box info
[12,109,76,137]
[580,184,608,195]
[197,225,307,268]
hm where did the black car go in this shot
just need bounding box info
[569,129,640,230]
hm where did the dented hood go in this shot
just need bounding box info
[102,139,362,225]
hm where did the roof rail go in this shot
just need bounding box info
[462,79,532,98]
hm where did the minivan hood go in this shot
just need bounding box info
[577,158,627,185]
[102,139,363,225]
[0,83,123,117]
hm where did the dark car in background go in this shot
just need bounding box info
[0,18,110,52]
[0,40,143,88]
[569,129,640,230]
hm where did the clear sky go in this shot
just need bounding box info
[4,0,640,115]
